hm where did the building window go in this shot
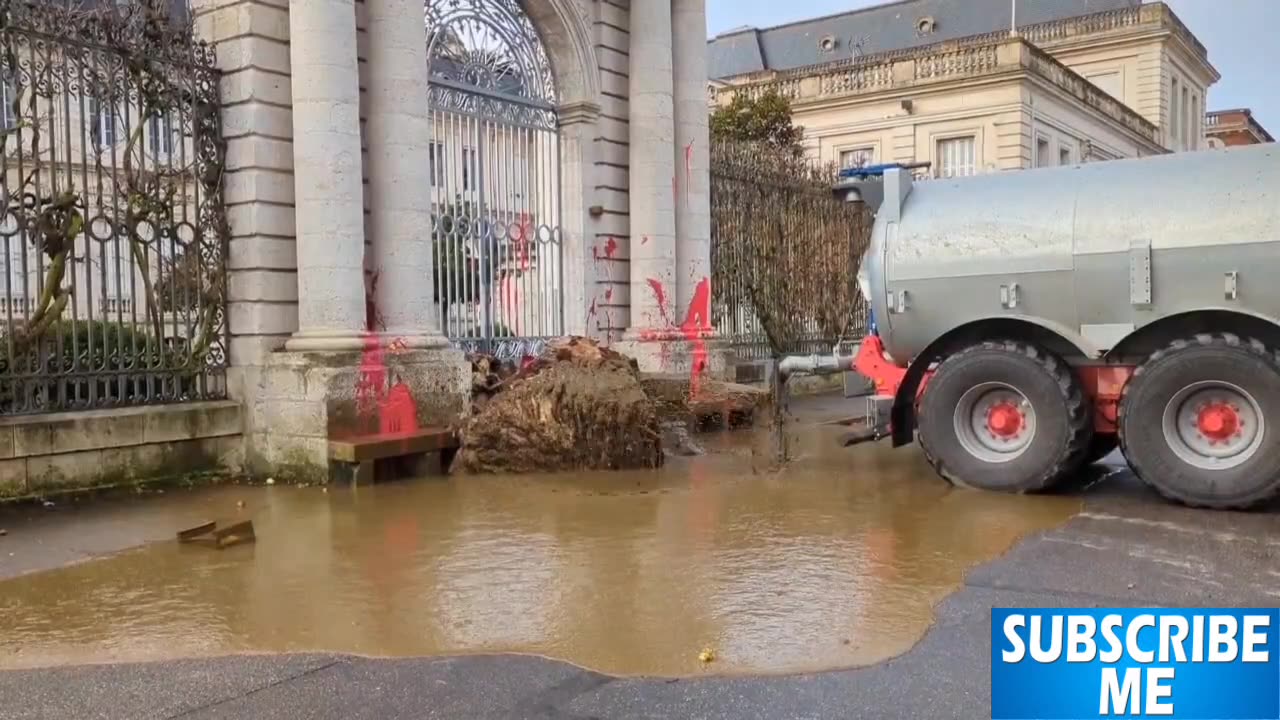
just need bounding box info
[429,142,445,185]
[1181,85,1190,150]
[1035,136,1051,168]
[148,113,174,157]
[1170,77,1180,150]
[0,81,15,130]
[90,97,117,148]
[462,146,477,191]
[1059,143,1074,166]
[935,136,975,178]
[839,147,875,169]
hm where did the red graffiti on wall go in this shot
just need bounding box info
[640,276,714,398]
[589,236,622,337]
[347,272,419,440]
[646,278,673,326]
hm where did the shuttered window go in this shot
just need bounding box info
[936,136,976,178]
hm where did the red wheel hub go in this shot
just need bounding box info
[1196,403,1240,441]
[987,403,1024,438]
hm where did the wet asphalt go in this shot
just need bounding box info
[3,467,1277,720]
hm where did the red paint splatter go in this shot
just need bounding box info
[646,278,673,326]
[588,298,597,317]
[604,236,618,257]
[346,271,419,441]
[637,276,714,398]
[679,277,713,398]
[640,235,648,246]
[604,288,613,302]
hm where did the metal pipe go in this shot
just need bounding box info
[778,352,856,379]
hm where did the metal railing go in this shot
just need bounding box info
[710,140,872,360]
[0,0,228,415]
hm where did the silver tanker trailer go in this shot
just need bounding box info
[837,143,1279,510]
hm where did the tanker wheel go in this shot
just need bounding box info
[1118,334,1280,510]
[917,340,1093,494]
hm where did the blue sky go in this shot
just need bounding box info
[707,0,1278,134]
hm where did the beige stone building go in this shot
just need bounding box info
[708,0,1219,175]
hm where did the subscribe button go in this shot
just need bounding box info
[992,609,1280,719]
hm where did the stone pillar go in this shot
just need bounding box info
[234,0,467,483]
[612,0,678,371]
[672,0,712,322]
[364,0,444,347]
[558,100,602,338]
[283,0,367,352]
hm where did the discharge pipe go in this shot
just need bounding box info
[777,352,856,379]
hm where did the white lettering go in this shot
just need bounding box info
[1127,615,1156,663]
[1100,667,1140,715]
[1029,615,1064,663]
[1243,615,1271,663]
[1068,615,1098,662]
[1210,616,1239,662]
[1146,667,1175,716]
[1099,615,1125,663]
[1159,616,1189,663]
[1192,615,1204,662]
[1002,614,1026,662]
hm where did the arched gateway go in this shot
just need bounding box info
[425,0,564,359]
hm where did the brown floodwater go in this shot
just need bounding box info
[0,425,1082,676]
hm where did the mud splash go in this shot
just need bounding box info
[0,426,1080,676]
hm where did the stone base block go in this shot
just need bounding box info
[247,346,469,483]
[0,401,243,499]
[610,334,731,380]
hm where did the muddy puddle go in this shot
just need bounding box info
[0,425,1081,676]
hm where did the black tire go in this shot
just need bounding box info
[1118,333,1280,510]
[917,340,1093,494]
[1086,435,1120,465]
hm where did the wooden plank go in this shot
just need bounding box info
[327,428,459,463]
[213,520,256,549]
[177,521,217,543]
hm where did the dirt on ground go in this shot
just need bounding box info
[457,337,665,474]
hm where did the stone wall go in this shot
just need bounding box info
[0,403,243,499]
[587,0,631,342]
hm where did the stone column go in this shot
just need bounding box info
[672,0,712,323]
[558,100,601,338]
[283,0,367,351]
[617,0,677,363]
[364,0,446,348]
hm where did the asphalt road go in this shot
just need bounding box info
[3,470,1276,720]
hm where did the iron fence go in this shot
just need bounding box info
[426,0,564,361]
[710,140,873,359]
[0,0,228,415]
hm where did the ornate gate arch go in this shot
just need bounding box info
[425,0,564,360]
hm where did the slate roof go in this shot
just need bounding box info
[709,0,1141,79]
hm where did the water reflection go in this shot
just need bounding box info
[0,425,1080,676]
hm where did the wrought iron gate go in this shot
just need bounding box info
[424,0,564,360]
